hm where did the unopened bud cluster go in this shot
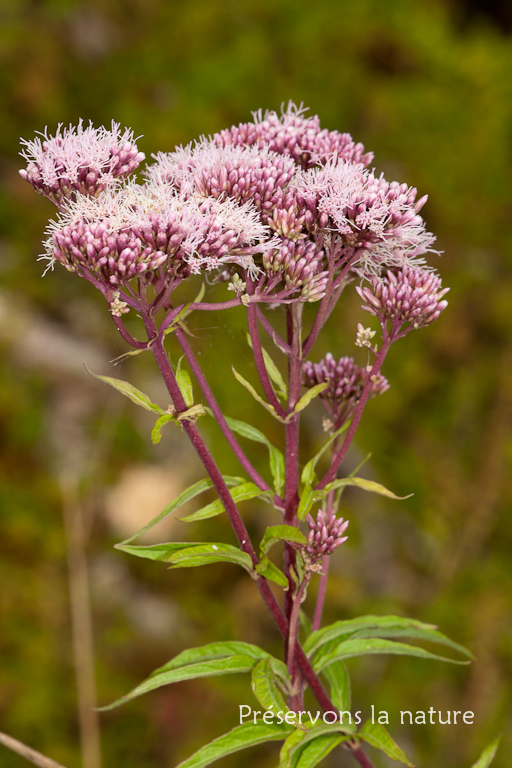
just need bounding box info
[356,265,449,338]
[305,509,349,563]
[303,353,389,427]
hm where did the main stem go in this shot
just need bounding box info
[144,317,377,768]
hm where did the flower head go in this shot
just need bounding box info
[20,121,144,207]
[262,238,328,302]
[302,353,389,426]
[305,509,349,562]
[294,161,436,275]
[356,265,449,337]
[217,101,373,169]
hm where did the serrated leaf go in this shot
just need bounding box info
[151,413,177,444]
[322,662,351,711]
[176,721,295,768]
[255,558,289,588]
[351,627,473,661]
[179,482,268,522]
[304,615,472,660]
[260,525,308,556]
[167,543,254,573]
[294,734,347,768]
[251,659,290,714]
[470,735,501,768]
[312,637,471,673]
[301,423,351,486]
[281,723,356,768]
[100,655,257,710]
[322,476,411,500]
[176,356,194,408]
[358,721,414,766]
[232,366,284,421]
[289,382,328,418]
[211,412,285,496]
[86,366,164,414]
[117,476,244,546]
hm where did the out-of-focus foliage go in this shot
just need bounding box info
[1,0,511,766]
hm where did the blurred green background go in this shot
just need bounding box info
[0,0,511,766]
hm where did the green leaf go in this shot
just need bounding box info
[289,382,328,417]
[294,734,347,768]
[100,655,257,710]
[304,615,473,661]
[179,482,269,522]
[167,542,254,573]
[176,356,194,408]
[251,659,290,714]
[86,366,164,414]
[312,637,471,674]
[213,412,285,496]
[281,723,356,768]
[99,640,280,711]
[297,485,320,521]
[301,423,350,486]
[151,413,177,444]
[322,476,412,500]
[470,736,501,768]
[260,525,308,556]
[255,558,289,588]
[232,366,284,421]
[262,348,288,401]
[116,476,245,545]
[358,721,414,766]
[246,332,288,401]
[116,541,204,562]
[351,627,473,661]
[175,721,294,768]
[322,662,351,712]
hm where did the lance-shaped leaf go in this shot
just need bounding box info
[179,482,271,522]
[251,658,290,714]
[280,723,356,768]
[312,637,471,674]
[175,721,295,768]
[99,641,274,711]
[212,412,285,497]
[321,661,351,712]
[232,366,283,421]
[260,525,308,556]
[176,356,194,408]
[116,541,205,562]
[301,423,351,487]
[358,721,414,767]
[86,366,164,414]
[246,332,288,401]
[304,615,473,660]
[317,476,411,502]
[297,485,322,521]
[151,413,178,444]
[470,735,501,768]
[286,382,328,420]
[255,558,289,588]
[168,542,254,572]
[117,475,244,546]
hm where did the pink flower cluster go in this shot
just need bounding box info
[20,104,447,315]
[302,353,389,427]
[356,265,449,339]
[19,121,145,207]
[305,508,349,562]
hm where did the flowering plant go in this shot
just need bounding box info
[17,104,499,768]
